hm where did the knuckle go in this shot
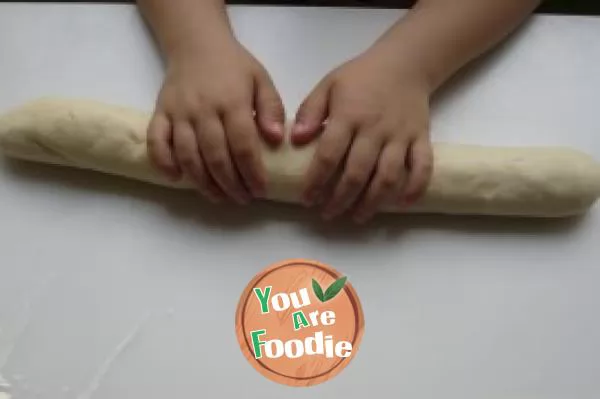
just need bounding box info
[407,174,428,195]
[147,141,168,164]
[361,114,383,128]
[162,97,208,120]
[147,128,167,147]
[173,98,201,117]
[179,90,200,106]
[344,171,366,188]
[197,137,219,155]
[168,109,191,122]
[422,160,434,175]
[147,134,160,149]
[405,124,428,138]
[417,174,431,190]
[417,156,434,176]
[380,173,397,189]
[233,144,254,160]
[338,107,380,127]
[316,151,339,169]
[152,155,171,170]
[227,114,255,133]
[221,96,246,111]
[178,155,196,169]
[207,155,227,172]
[151,158,170,174]
[156,91,174,110]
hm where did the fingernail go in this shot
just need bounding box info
[292,121,308,135]
[271,121,283,135]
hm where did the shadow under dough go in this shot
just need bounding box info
[2,159,585,242]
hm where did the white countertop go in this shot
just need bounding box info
[0,3,599,399]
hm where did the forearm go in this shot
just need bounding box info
[375,0,541,92]
[137,0,233,60]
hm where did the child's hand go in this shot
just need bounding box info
[147,39,284,204]
[291,45,434,223]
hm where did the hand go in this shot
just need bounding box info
[147,38,285,204]
[291,45,434,223]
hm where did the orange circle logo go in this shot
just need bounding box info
[235,259,365,387]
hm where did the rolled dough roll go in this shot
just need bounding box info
[0,98,599,217]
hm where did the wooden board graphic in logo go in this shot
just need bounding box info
[235,259,364,387]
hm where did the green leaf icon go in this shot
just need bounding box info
[323,276,348,302]
[312,279,325,302]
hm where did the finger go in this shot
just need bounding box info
[254,72,285,145]
[292,77,331,146]
[194,115,251,204]
[223,109,267,198]
[321,133,384,220]
[401,137,434,207]
[172,121,223,203]
[353,140,408,223]
[302,119,353,206]
[147,112,181,180]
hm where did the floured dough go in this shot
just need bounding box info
[0,98,599,217]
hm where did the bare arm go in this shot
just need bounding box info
[136,0,233,60]
[293,0,540,223]
[374,0,541,91]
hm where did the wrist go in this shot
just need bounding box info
[366,39,436,95]
[370,11,457,93]
[139,0,237,64]
[166,28,237,66]
[158,11,235,62]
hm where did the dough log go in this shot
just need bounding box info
[1,98,599,217]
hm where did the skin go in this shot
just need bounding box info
[137,0,540,222]
[138,0,285,204]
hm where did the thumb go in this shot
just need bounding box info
[292,77,330,146]
[255,72,285,145]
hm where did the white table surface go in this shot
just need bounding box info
[0,3,599,399]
